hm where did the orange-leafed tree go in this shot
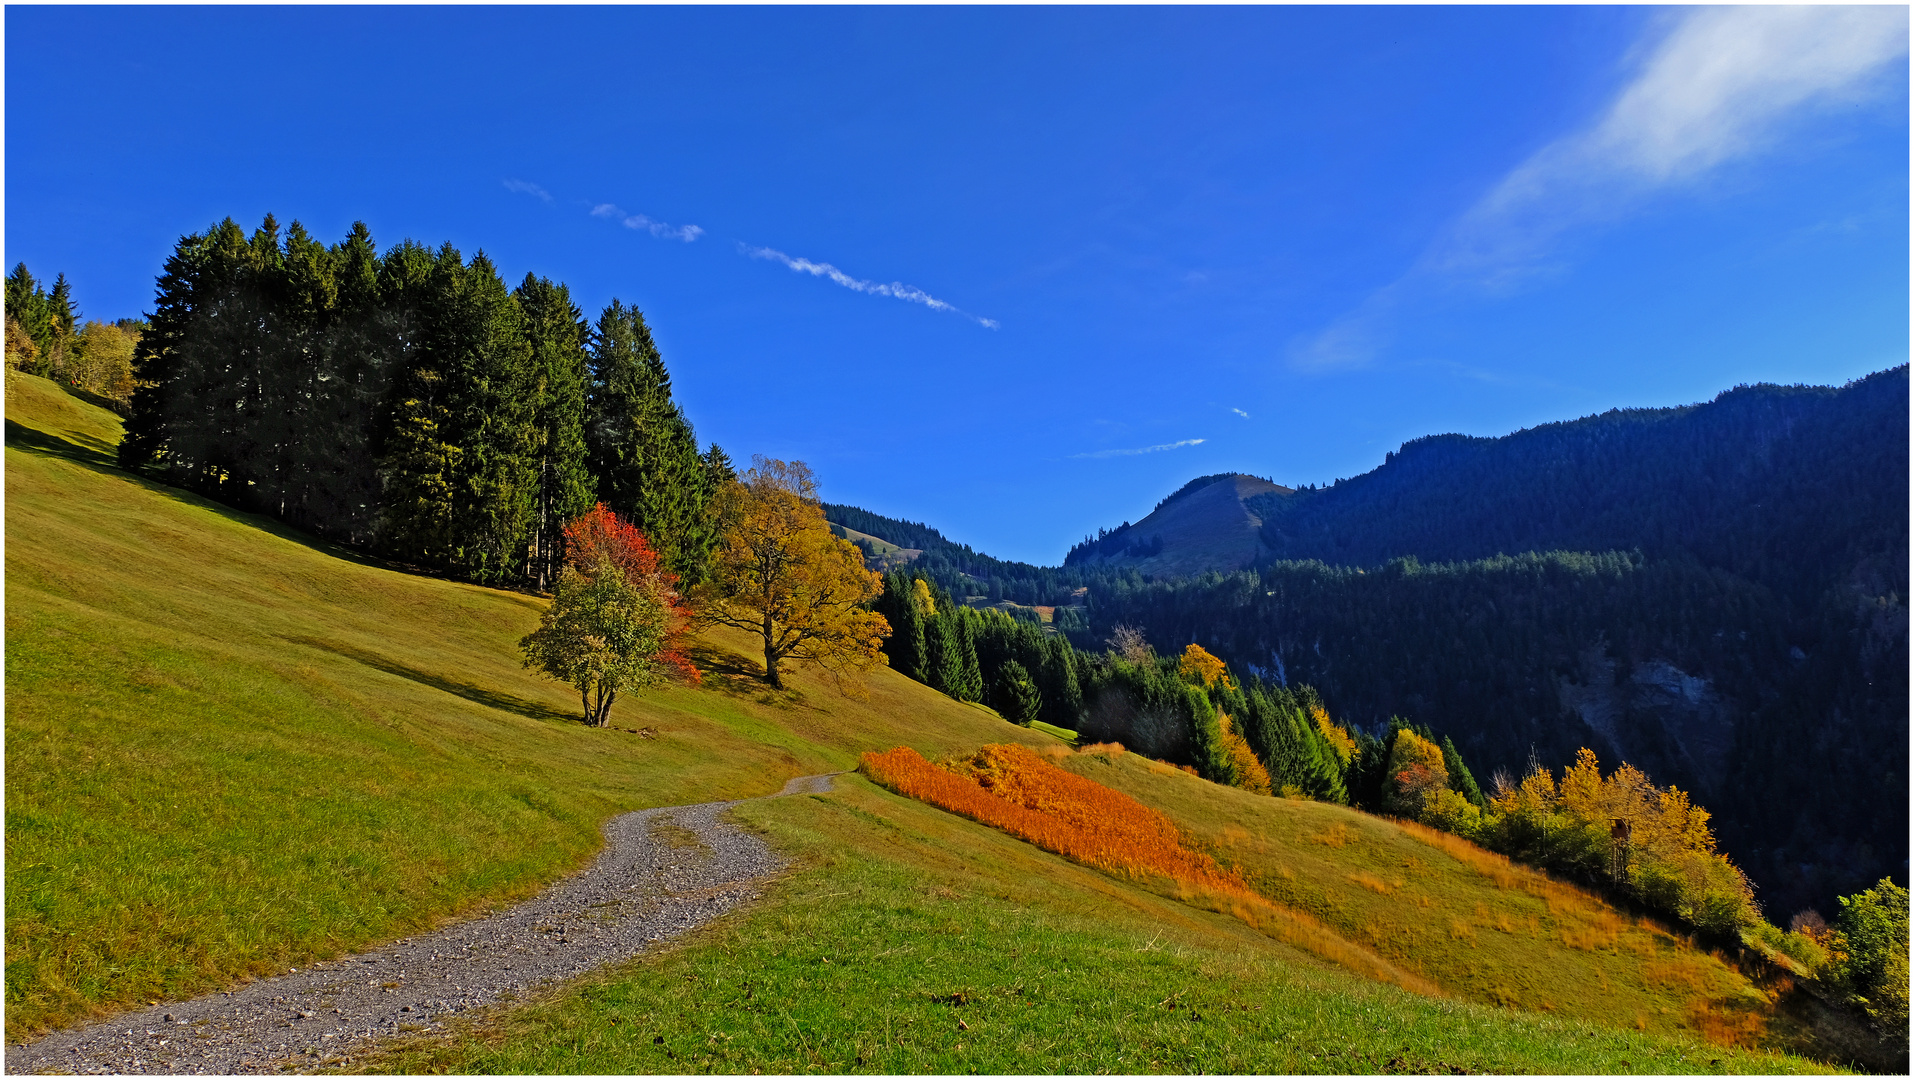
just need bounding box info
[696,457,889,689]
[520,503,698,727]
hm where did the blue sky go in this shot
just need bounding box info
[7,6,1907,564]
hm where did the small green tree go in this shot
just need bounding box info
[519,505,696,726]
[1830,878,1910,1039]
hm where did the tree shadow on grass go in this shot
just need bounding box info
[283,635,582,726]
[5,418,117,468]
[7,415,548,603]
[685,641,805,708]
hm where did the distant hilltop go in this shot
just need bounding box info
[1063,473,1292,576]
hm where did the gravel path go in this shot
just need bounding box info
[7,773,841,1075]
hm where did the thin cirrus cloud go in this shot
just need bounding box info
[741,244,1000,329]
[501,179,703,242]
[501,178,551,202]
[1071,438,1206,460]
[590,203,704,243]
[503,179,993,327]
[1231,408,1250,419]
[1291,5,1910,373]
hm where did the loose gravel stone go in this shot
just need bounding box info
[6,773,840,1075]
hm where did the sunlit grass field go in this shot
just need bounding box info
[3,370,1048,1038]
[4,372,1840,1071]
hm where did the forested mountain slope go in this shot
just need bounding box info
[821,502,1102,606]
[1243,367,1907,609]
[1085,369,1908,920]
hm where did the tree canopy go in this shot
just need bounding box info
[519,504,697,726]
[697,458,889,689]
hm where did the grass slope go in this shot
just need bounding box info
[357,775,1828,1075]
[4,373,1837,1072]
[1057,751,1773,1042]
[3,371,1048,1038]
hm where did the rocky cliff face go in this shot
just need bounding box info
[1557,647,1735,798]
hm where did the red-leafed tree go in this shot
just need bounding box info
[521,504,698,726]
[562,501,665,589]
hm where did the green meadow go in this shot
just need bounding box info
[5,371,1841,1071]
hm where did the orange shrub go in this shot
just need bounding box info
[862,743,1242,891]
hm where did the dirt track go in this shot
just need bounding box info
[6,773,840,1075]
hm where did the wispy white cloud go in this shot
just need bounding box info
[502,178,552,202]
[591,203,704,243]
[1293,5,1909,372]
[1230,408,1250,419]
[742,244,999,329]
[1071,438,1206,460]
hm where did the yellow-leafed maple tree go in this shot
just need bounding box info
[696,456,889,689]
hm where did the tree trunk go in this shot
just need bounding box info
[763,616,783,689]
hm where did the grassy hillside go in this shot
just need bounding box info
[359,771,1828,1075]
[827,521,921,570]
[1056,751,1771,1041]
[3,370,1049,1038]
[1071,473,1289,577]
[4,372,1840,1072]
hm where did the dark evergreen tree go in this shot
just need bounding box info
[876,570,928,682]
[515,274,595,590]
[379,245,537,583]
[993,660,1042,725]
[924,610,962,698]
[121,218,264,502]
[1441,734,1486,807]
[953,607,985,702]
[1035,633,1084,729]
[588,300,711,583]
[6,263,54,372]
[300,221,393,545]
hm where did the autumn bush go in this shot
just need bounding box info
[862,744,1238,890]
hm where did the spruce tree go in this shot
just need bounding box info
[1441,735,1486,806]
[43,272,77,376]
[993,660,1042,725]
[379,245,537,583]
[588,300,710,583]
[264,219,334,526]
[515,274,595,589]
[302,221,393,545]
[6,263,53,372]
[954,607,985,702]
[925,607,962,697]
[878,570,928,681]
[121,218,262,502]
[445,250,538,584]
